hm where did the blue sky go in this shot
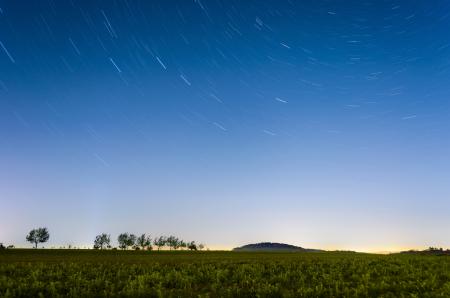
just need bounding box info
[1,1,450,251]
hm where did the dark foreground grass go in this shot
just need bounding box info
[1,249,450,297]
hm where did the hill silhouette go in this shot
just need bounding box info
[400,247,450,256]
[233,242,323,252]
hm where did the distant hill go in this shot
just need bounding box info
[233,242,323,252]
[400,247,450,256]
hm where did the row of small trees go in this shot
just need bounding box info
[22,228,205,251]
[94,233,204,251]
[0,243,14,249]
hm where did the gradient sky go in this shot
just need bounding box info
[1,1,450,252]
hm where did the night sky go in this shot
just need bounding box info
[1,1,450,251]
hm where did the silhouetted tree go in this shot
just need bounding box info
[153,236,166,251]
[26,227,50,248]
[94,233,111,249]
[173,238,181,250]
[166,236,183,250]
[136,234,151,250]
[0,243,5,250]
[188,241,197,251]
[117,233,136,250]
[128,234,136,248]
[118,233,129,250]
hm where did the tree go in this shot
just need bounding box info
[198,243,205,251]
[173,238,181,250]
[26,227,50,248]
[166,236,181,250]
[0,243,5,250]
[188,241,197,251]
[153,236,166,251]
[166,236,175,250]
[118,233,129,250]
[127,234,136,249]
[136,234,151,250]
[94,233,111,249]
[117,233,136,250]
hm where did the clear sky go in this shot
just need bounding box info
[1,1,450,252]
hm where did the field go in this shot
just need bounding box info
[1,250,450,297]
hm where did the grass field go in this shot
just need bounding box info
[1,249,450,297]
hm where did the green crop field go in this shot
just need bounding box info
[1,249,450,297]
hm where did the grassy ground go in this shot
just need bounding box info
[1,249,450,297]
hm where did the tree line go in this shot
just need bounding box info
[95,233,205,251]
[20,227,205,251]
